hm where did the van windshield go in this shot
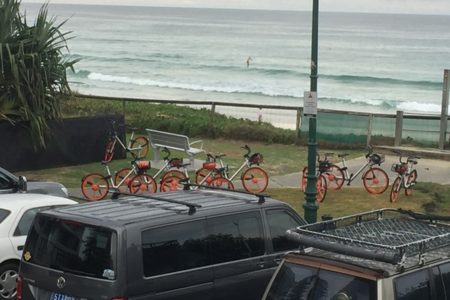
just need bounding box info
[266,262,376,300]
[24,215,117,280]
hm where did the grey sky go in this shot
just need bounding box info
[22,0,450,15]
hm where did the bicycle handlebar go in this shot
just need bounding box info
[241,145,251,158]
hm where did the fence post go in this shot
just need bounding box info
[394,111,403,146]
[439,69,449,150]
[295,108,303,144]
[122,99,126,120]
[366,114,373,147]
[209,103,216,137]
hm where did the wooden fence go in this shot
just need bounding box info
[77,94,450,149]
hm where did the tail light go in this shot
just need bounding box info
[16,275,23,300]
[112,297,127,300]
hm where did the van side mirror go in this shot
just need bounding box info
[18,176,28,193]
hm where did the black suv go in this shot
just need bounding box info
[18,189,306,300]
[263,208,450,300]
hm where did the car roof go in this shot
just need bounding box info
[42,189,295,227]
[0,193,77,210]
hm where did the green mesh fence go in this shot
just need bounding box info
[301,112,445,146]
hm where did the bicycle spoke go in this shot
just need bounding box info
[242,167,268,193]
[81,173,109,201]
[129,174,157,194]
[363,167,389,194]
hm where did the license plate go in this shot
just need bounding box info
[50,293,75,300]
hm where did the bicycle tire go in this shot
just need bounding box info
[81,173,109,201]
[195,167,220,185]
[209,177,235,190]
[405,169,418,196]
[160,175,186,192]
[362,167,389,194]
[323,164,345,190]
[300,167,308,192]
[114,168,134,192]
[104,140,115,162]
[316,174,328,203]
[129,174,157,194]
[390,177,401,203]
[241,166,269,193]
[161,169,187,182]
[130,136,149,159]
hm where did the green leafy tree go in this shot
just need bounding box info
[0,0,79,147]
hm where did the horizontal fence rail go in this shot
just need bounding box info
[77,94,450,149]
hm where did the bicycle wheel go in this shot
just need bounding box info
[390,177,402,203]
[362,167,389,194]
[81,173,109,201]
[114,168,134,192]
[130,136,149,159]
[241,166,269,193]
[104,140,115,162]
[161,170,187,182]
[316,174,328,203]
[195,167,220,185]
[160,175,186,192]
[209,177,235,190]
[323,165,344,191]
[405,170,418,196]
[129,174,157,194]
[301,167,308,192]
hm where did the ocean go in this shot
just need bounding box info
[21,4,450,115]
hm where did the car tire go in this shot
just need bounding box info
[0,262,19,300]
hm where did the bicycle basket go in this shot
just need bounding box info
[249,153,263,165]
[370,153,385,165]
[391,163,408,174]
[169,158,183,168]
[203,162,217,170]
[135,160,151,170]
[318,161,331,173]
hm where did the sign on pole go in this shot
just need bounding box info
[304,91,317,117]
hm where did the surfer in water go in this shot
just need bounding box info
[246,56,252,68]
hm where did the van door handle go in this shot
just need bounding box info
[17,245,24,251]
[257,260,265,268]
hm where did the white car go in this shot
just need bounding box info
[0,193,77,300]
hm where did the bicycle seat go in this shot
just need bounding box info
[407,158,418,165]
[338,153,349,158]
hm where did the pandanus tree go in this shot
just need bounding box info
[0,0,79,147]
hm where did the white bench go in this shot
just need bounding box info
[146,129,205,168]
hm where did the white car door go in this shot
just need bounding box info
[8,206,42,257]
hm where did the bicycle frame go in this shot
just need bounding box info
[339,157,372,185]
[216,157,251,181]
[104,163,137,189]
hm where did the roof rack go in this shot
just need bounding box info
[181,183,267,204]
[287,208,450,266]
[109,190,201,214]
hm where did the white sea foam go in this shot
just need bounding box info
[396,102,443,114]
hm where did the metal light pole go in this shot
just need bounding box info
[303,0,319,223]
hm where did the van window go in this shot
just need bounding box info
[142,220,209,277]
[395,269,431,300]
[0,209,10,224]
[266,209,304,252]
[24,215,117,280]
[207,212,264,263]
[266,262,376,300]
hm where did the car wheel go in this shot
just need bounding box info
[0,262,19,300]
